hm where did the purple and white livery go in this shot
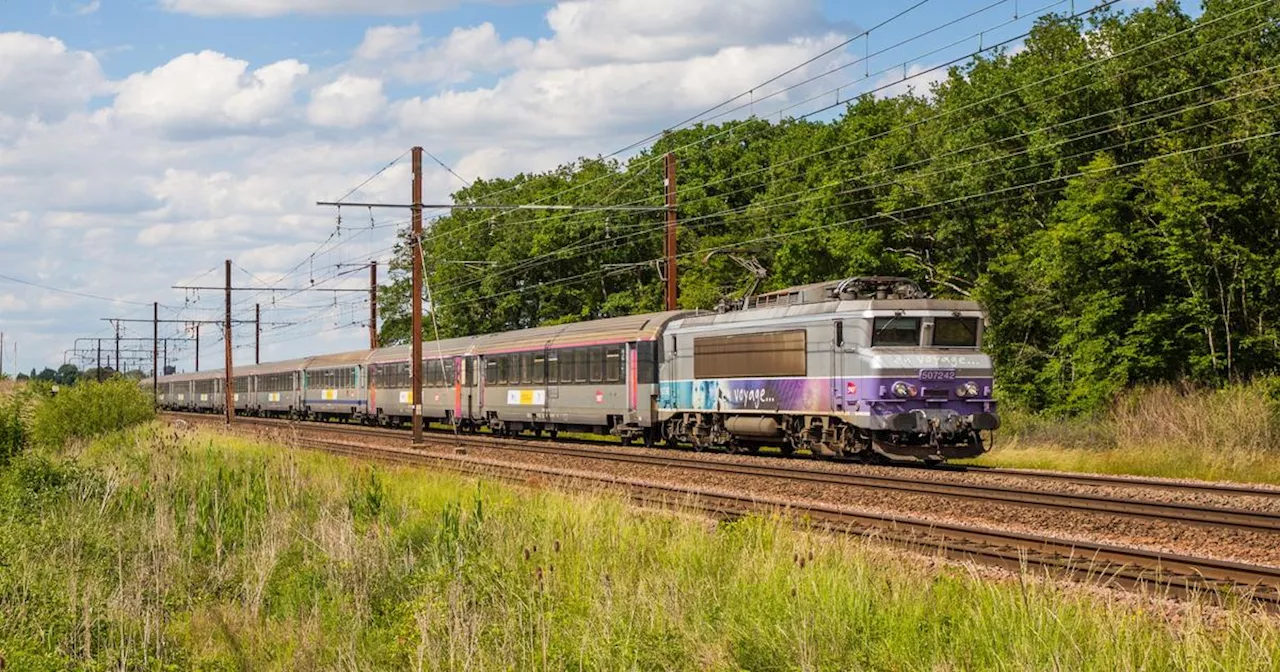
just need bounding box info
[657,277,999,462]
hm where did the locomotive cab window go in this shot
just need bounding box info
[933,317,980,347]
[871,317,921,347]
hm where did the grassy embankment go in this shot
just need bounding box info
[979,380,1280,484]
[1,383,1279,669]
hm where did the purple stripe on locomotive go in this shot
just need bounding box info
[659,375,996,415]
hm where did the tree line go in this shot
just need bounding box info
[378,0,1280,414]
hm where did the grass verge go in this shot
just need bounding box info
[981,380,1280,485]
[0,424,1277,670]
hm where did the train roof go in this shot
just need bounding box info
[153,311,692,378]
[249,357,311,375]
[476,310,687,353]
[366,334,478,364]
[671,298,986,330]
[304,349,374,369]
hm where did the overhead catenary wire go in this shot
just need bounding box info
[406,0,1009,255]
[424,1,1271,297]
[432,130,1277,311]
[603,0,936,159]
[413,0,1127,258]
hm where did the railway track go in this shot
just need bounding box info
[195,411,1280,499]
[166,412,1280,607]
[172,412,1280,534]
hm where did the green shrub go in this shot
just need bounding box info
[29,378,154,449]
[0,395,24,464]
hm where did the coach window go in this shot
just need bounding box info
[589,347,604,383]
[547,352,559,383]
[520,353,532,385]
[485,358,498,385]
[605,345,622,383]
[572,348,587,383]
[871,317,921,347]
[561,350,575,384]
[532,353,546,384]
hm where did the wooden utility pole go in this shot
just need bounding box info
[194,323,200,372]
[369,261,378,349]
[224,259,233,425]
[411,147,424,445]
[664,151,678,311]
[152,302,159,404]
[255,303,261,365]
[96,339,102,382]
[113,320,120,374]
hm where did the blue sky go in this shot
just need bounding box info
[0,0,1181,375]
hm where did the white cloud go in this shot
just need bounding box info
[113,51,309,136]
[0,0,853,372]
[530,0,828,67]
[0,294,30,313]
[0,33,108,118]
[395,35,847,145]
[307,75,387,128]
[161,0,464,17]
[355,24,422,61]
[74,1,101,16]
[396,22,533,83]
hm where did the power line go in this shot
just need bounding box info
[415,0,1122,260]
[435,130,1276,310]
[0,272,173,308]
[604,0,936,158]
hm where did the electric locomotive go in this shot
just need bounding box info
[656,276,998,462]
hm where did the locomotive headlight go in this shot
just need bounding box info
[892,381,917,398]
[955,381,979,398]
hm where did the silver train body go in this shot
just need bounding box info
[148,277,999,462]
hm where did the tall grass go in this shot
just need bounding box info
[982,379,1280,483]
[28,378,153,449]
[0,425,1276,670]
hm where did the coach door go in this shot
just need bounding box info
[452,356,464,424]
[833,320,848,413]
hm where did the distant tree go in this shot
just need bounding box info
[16,373,29,382]
[55,364,78,385]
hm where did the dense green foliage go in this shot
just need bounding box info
[0,427,1275,669]
[28,378,155,449]
[380,0,1280,413]
[0,396,23,465]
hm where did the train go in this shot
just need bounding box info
[147,276,1000,463]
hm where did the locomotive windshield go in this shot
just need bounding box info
[933,317,980,347]
[871,317,921,346]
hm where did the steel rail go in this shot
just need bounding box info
[266,431,1280,609]
[962,465,1280,498]
[169,412,1280,535]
